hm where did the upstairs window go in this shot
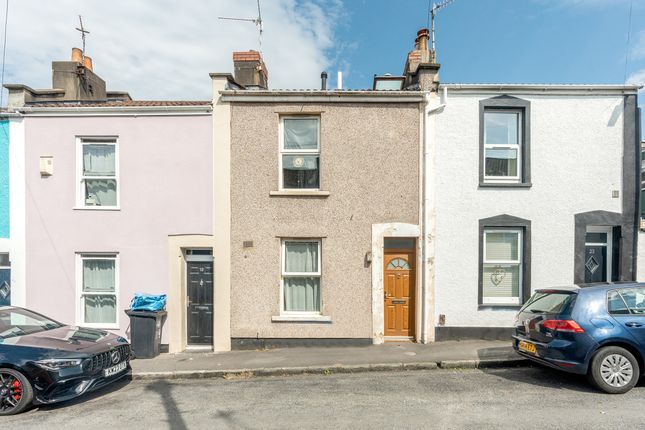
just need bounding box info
[78,138,118,208]
[484,110,522,183]
[280,117,320,190]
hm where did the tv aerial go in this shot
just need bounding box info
[429,0,454,62]
[75,15,90,62]
[218,0,264,51]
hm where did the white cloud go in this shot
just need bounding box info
[627,68,645,92]
[1,0,347,100]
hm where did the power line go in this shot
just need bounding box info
[0,0,8,108]
[624,0,633,84]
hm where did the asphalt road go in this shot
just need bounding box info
[4,365,645,429]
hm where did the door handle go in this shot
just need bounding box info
[625,322,643,328]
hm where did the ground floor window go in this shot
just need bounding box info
[479,215,531,306]
[482,229,522,305]
[281,240,321,313]
[77,253,118,328]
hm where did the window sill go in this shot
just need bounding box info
[76,323,120,330]
[479,182,532,189]
[73,206,121,211]
[269,190,330,197]
[271,315,332,323]
[478,304,522,310]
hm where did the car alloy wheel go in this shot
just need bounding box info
[589,346,640,394]
[0,369,33,415]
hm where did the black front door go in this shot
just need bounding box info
[585,245,607,283]
[187,261,213,345]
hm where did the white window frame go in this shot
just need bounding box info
[483,109,522,184]
[280,239,322,315]
[279,117,321,191]
[76,136,120,210]
[482,229,522,305]
[585,226,613,282]
[75,253,119,329]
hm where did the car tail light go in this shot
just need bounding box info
[542,319,585,333]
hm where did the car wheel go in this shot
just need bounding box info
[0,368,34,415]
[588,346,640,394]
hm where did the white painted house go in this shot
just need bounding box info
[429,85,641,339]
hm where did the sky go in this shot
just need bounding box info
[0,0,644,112]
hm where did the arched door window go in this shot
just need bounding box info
[386,257,411,270]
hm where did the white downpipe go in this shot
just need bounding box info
[421,90,445,343]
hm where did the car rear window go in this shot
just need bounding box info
[520,292,577,315]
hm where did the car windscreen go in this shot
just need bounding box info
[520,292,577,315]
[0,308,62,340]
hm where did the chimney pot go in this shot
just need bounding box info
[321,71,328,90]
[83,56,93,71]
[417,28,430,52]
[71,47,83,63]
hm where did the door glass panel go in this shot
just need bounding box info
[384,238,415,249]
[585,232,607,244]
[387,258,411,270]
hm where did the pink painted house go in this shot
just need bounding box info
[5,50,213,348]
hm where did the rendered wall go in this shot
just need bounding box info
[229,102,420,339]
[23,115,212,342]
[434,93,625,328]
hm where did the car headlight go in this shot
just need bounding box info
[34,358,83,371]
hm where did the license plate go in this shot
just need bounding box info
[518,340,537,354]
[104,361,127,377]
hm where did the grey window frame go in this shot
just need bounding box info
[478,214,531,307]
[479,96,531,188]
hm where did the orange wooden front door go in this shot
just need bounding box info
[384,251,415,338]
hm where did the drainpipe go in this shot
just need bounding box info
[421,89,446,344]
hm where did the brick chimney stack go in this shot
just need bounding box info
[403,28,440,92]
[233,50,268,89]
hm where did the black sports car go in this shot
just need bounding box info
[0,306,132,415]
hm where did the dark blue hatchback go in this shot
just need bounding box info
[513,283,645,393]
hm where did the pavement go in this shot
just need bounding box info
[130,340,526,380]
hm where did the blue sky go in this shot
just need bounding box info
[332,0,645,89]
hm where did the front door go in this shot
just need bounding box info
[585,227,612,283]
[187,261,213,345]
[384,252,415,338]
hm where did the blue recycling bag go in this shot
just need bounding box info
[130,293,167,312]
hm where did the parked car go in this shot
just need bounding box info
[513,283,645,394]
[0,306,132,415]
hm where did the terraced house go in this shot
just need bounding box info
[4,49,213,348]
